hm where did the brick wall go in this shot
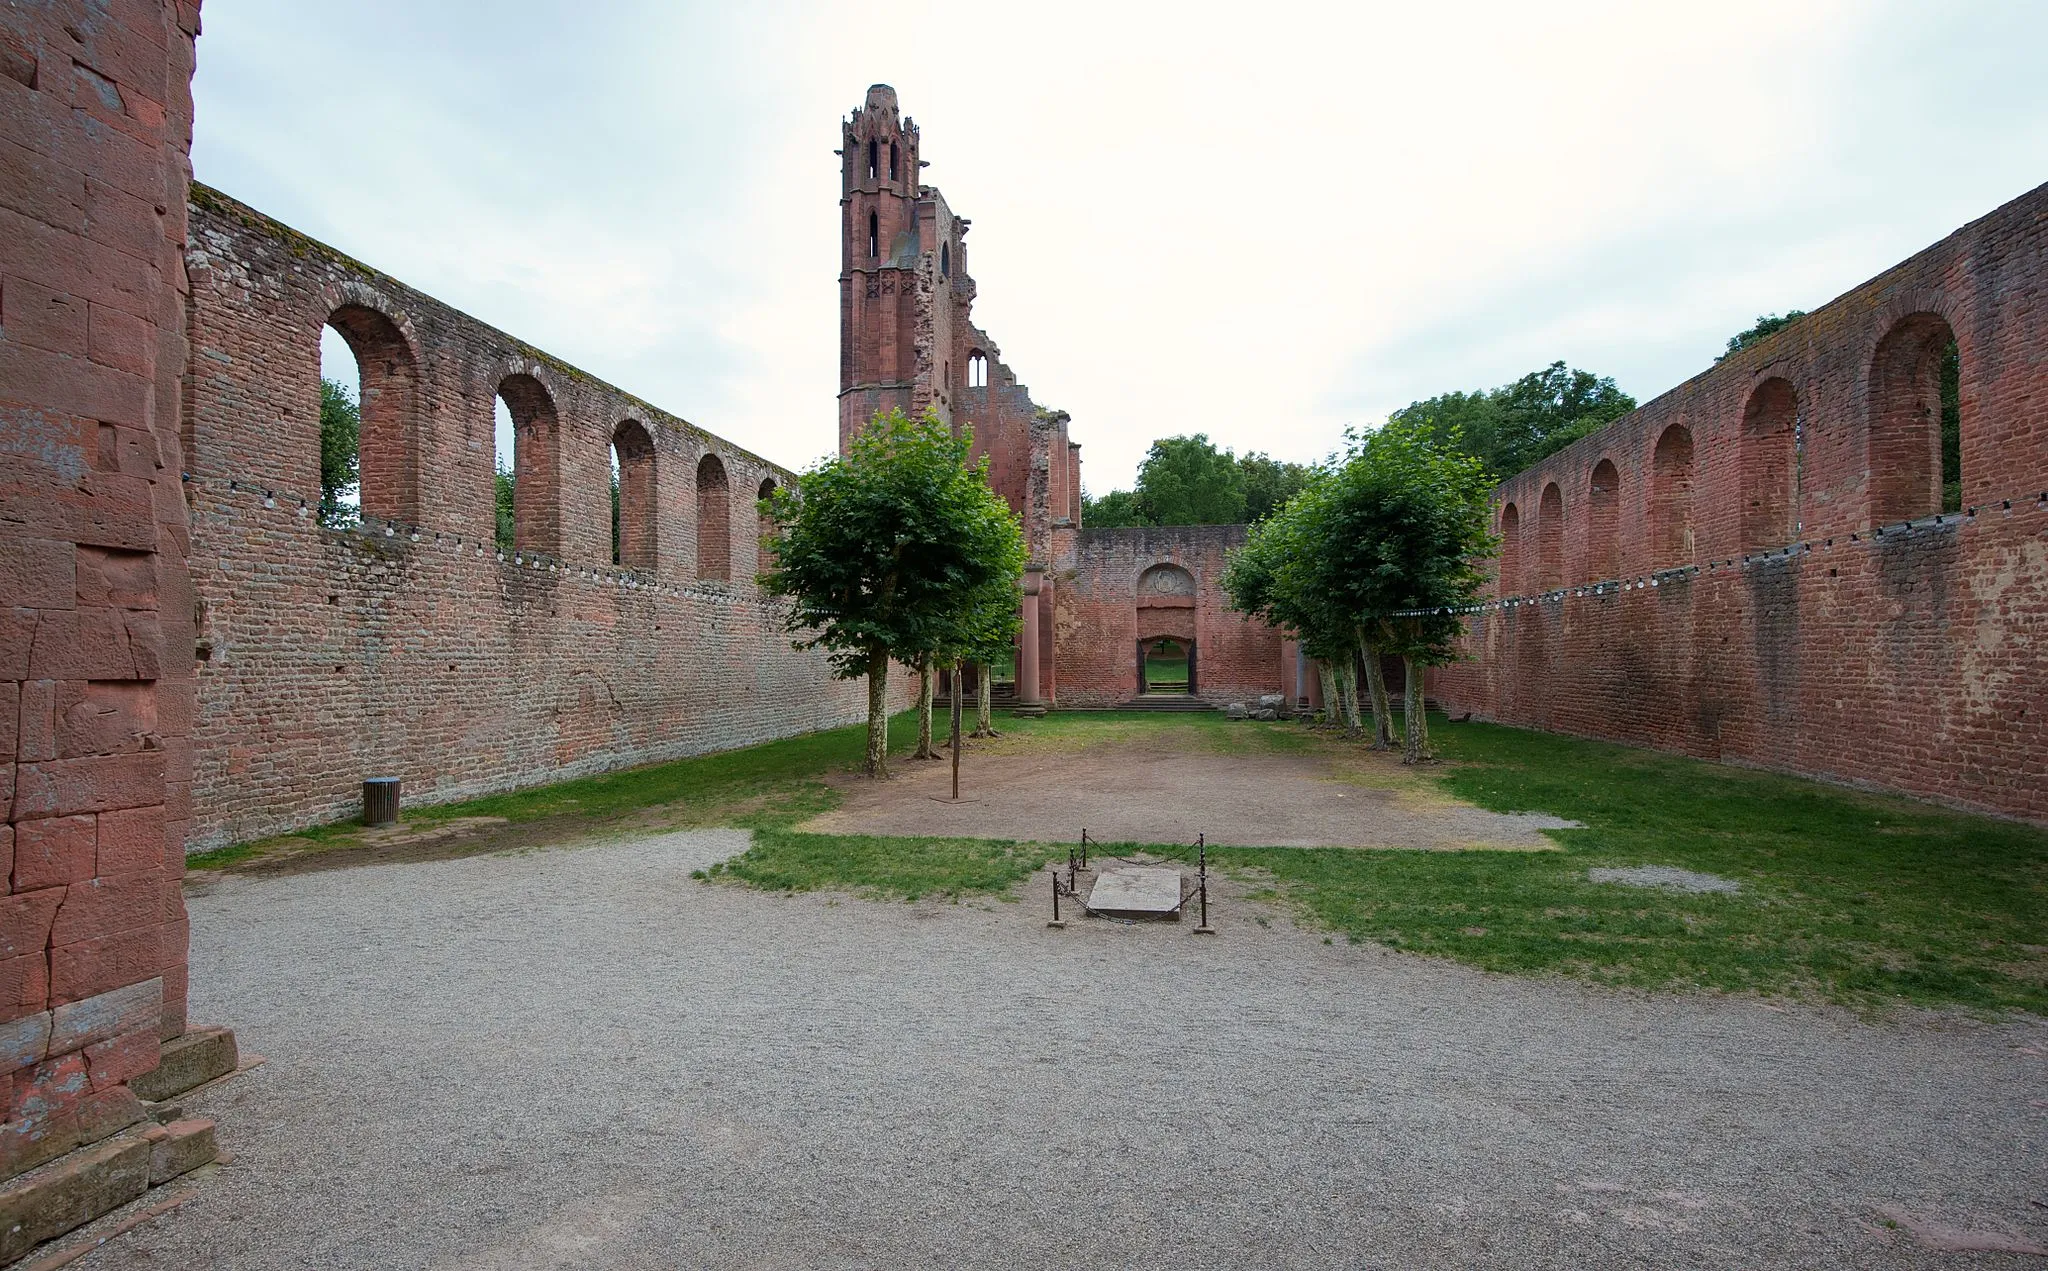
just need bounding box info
[183,188,888,850]
[1431,180,2048,824]
[0,0,202,1179]
[1056,526,1284,707]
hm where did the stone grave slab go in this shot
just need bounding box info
[1087,867,1183,921]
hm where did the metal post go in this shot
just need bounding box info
[1048,869,1064,929]
[1080,830,1089,871]
[1194,833,1215,934]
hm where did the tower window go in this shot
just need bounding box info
[941,243,950,279]
[866,138,878,181]
[868,210,878,260]
[889,141,899,181]
[968,352,988,388]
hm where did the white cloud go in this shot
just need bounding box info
[194,0,2048,489]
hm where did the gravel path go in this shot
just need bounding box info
[76,830,2048,1269]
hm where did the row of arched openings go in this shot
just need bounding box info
[318,310,773,583]
[1496,310,1962,593]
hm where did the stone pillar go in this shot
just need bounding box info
[1015,569,1046,716]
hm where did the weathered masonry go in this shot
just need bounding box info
[838,85,1287,709]
[1432,181,2048,824]
[1,0,230,1251]
[181,188,880,849]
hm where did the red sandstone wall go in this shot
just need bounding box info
[1432,181,2048,824]
[0,0,201,1179]
[1056,526,1283,707]
[183,189,889,850]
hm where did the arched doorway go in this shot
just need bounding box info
[1139,636,1194,695]
[1134,563,1197,697]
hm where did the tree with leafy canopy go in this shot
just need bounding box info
[1322,422,1497,762]
[318,378,360,528]
[1080,487,1146,528]
[1222,471,1376,741]
[1718,311,1807,362]
[761,408,1026,777]
[494,463,516,548]
[1238,451,1313,524]
[1390,361,1634,479]
[1132,433,1246,525]
[1224,421,1497,761]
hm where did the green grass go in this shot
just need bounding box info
[702,831,1057,902]
[191,704,2048,1013]
[186,712,930,870]
[1143,654,1190,689]
[1217,715,2048,1013]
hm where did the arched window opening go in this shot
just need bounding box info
[1537,483,1564,589]
[611,420,656,569]
[1740,378,1799,548]
[1498,502,1520,594]
[757,477,779,574]
[1650,424,1695,565]
[324,304,418,526]
[1587,459,1620,581]
[696,453,731,582]
[1869,312,1962,520]
[889,140,899,182]
[940,242,950,279]
[866,137,878,181]
[493,395,514,548]
[497,373,559,554]
[968,351,988,388]
[317,324,361,528]
[867,210,878,261]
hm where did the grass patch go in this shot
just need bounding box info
[702,830,1059,902]
[190,713,932,870]
[1218,714,2048,1013]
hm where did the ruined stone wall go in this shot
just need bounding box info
[183,188,883,850]
[1056,527,1283,707]
[1431,180,2048,824]
[0,0,202,1179]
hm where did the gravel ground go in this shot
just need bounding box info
[73,830,2048,1270]
[804,738,1580,850]
[1589,865,1744,895]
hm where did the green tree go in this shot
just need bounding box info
[1323,422,1497,762]
[1132,433,1246,525]
[494,463,516,549]
[1238,451,1312,523]
[318,378,360,528]
[1081,488,1148,528]
[1719,311,1807,362]
[761,408,1026,777]
[1224,422,1497,762]
[1390,362,1634,479]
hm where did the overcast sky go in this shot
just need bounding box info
[197,1,2048,490]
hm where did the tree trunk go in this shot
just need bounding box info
[1358,634,1393,751]
[913,655,939,759]
[1317,661,1339,726]
[973,663,999,738]
[1402,654,1431,763]
[1337,659,1363,734]
[864,649,890,778]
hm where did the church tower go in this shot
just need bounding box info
[837,85,925,453]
